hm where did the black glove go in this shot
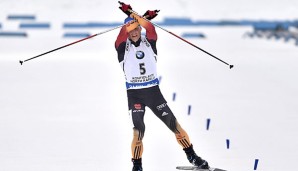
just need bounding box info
[143,10,159,20]
[119,2,132,16]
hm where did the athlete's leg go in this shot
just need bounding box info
[144,86,192,148]
[150,102,209,168]
[150,102,192,148]
[147,86,209,168]
[129,103,146,159]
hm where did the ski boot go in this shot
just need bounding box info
[132,158,143,171]
[183,145,209,169]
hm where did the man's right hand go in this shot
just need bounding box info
[119,2,132,16]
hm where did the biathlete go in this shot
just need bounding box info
[115,3,210,171]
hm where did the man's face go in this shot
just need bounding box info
[128,26,141,42]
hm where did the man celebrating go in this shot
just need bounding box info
[115,3,210,171]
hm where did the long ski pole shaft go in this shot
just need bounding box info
[19,23,125,65]
[160,29,234,69]
[123,5,234,69]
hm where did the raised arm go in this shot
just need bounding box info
[115,25,128,50]
[130,12,157,41]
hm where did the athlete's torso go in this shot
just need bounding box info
[121,36,159,89]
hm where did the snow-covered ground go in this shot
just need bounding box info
[1,1,298,171]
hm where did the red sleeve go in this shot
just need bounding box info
[143,21,157,41]
[129,13,157,41]
[115,25,128,49]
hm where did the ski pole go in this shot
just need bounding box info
[19,23,126,65]
[119,1,234,69]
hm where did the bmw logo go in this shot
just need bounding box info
[136,51,145,59]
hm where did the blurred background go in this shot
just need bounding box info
[1,0,298,171]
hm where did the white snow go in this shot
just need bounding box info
[1,1,298,171]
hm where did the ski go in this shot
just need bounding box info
[176,166,227,171]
